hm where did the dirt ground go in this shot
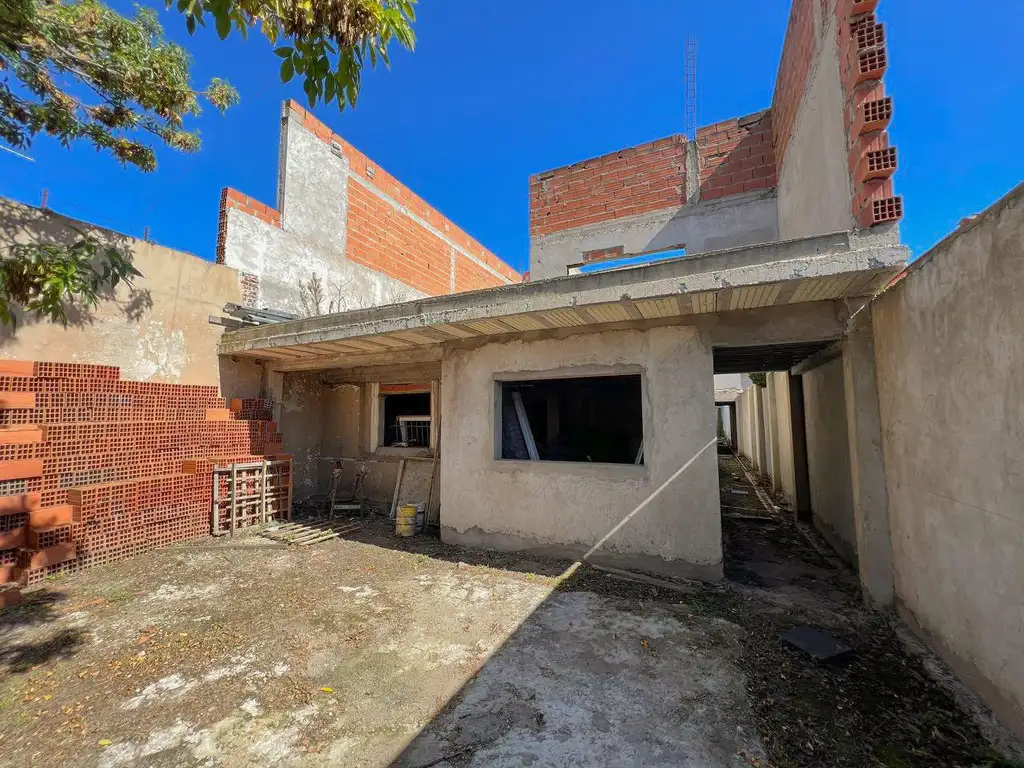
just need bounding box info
[0,455,1020,767]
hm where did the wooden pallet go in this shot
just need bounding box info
[260,519,359,547]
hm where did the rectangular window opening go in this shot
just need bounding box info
[568,247,687,276]
[498,375,643,464]
[380,391,431,448]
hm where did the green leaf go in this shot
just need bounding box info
[274,46,292,58]
[281,58,294,83]
[215,12,230,39]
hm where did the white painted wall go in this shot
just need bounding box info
[439,326,721,579]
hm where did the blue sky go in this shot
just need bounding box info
[1,0,1022,274]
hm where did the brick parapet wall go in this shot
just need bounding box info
[528,112,778,239]
[529,135,688,238]
[697,111,776,201]
[284,100,520,292]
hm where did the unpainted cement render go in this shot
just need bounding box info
[767,372,797,504]
[871,184,1024,738]
[0,198,241,387]
[220,114,425,316]
[802,356,857,563]
[530,191,779,281]
[775,0,855,240]
[439,326,721,579]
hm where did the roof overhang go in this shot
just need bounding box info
[219,230,908,371]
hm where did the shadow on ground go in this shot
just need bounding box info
[387,455,1018,768]
[0,589,87,676]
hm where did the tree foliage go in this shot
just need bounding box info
[181,0,417,112]
[0,235,142,328]
[0,0,239,171]
[0,0,415,328]
[0,0,416,171]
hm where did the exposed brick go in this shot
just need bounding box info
[699,112,776,199]
[859,147,898,181]
[284,100,519,292]
[0,393,35,409]
[529,135,688,237]
[771,0,816,165]
[859,196,903,227]
[0,360,292,583]
[851,0,879,14]
[581,246,625,264]
[855,96,893,135]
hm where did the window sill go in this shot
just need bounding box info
[490,459,648,480]
[375,446,434,459]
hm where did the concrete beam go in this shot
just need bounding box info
[791,340,843,375]
[843,311,894,607]
[220,230,908,356]
[264,344,443,373]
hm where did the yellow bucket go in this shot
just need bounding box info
[396,504,417,536]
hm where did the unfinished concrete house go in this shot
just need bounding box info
[2,0,1022,750]
[219,0,908,582]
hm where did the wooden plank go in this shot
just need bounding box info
[229,463,237,536]
[260,459,268,525]
[286,459,293,521]
[389,458,407,520]
[211,469,221,535]
[511,391,539,460]
[298,533,338,546]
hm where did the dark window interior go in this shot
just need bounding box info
[382,392,431,447]
[499,375,643,464]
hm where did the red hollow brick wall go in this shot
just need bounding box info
[772,0,901,227]
[697,112,776,201]
[288,100,519,293]
[216,102,520,296]
[0,360,288,593]
[771,0,816,168]
[529,136,688,238]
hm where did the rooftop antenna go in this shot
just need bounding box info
[685,35,698,142]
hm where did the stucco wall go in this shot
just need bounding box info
[802,356,856,563]
[767,372,797,504]
[871,184,1024,738]
[775,0,855,240]
[0,197,240,387]
[530,191,779,281]
[439,327,721,579]
[281,372,327,499]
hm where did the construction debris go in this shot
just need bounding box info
[780,626,853,662]
[260,519,358,547]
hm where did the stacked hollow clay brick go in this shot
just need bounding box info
[0,360,289,607]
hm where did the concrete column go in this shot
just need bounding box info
[264,369,284,424]
[842,312,894,607]
[788,375,812,522]
[753,385,768,473]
